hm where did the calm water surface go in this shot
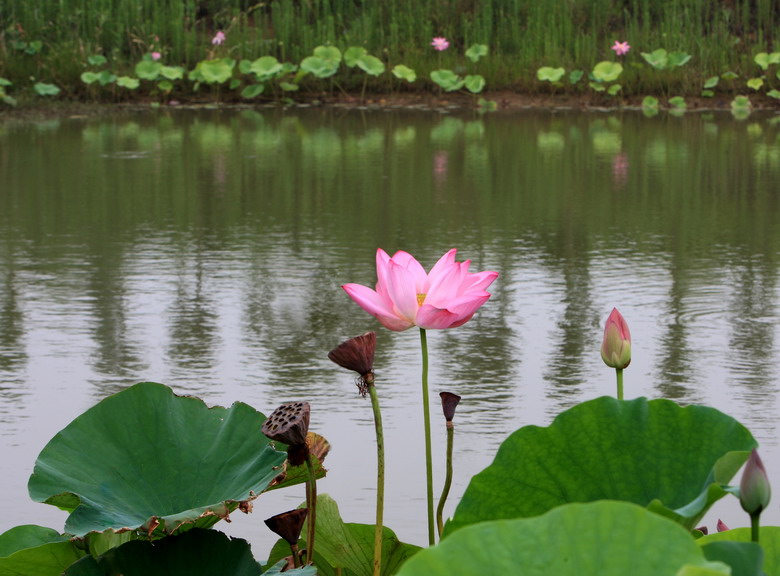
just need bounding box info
[1,106,780,552]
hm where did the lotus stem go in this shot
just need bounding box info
[367,382,385,576]
[750,513,760,543]
[305,455,317,563]
[419,328,435,546]
[616,368,624,400]
[291,544,301,568]
[436,421,454,537]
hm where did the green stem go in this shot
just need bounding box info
[368,383,385,576]
[750,512,761,543]
[419,328,435,546]
[305,455,317,563]
[436,423,454,537]
[616,368,623,400]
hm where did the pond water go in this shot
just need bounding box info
[1,105,780,554]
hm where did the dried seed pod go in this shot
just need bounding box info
[328,332,376,395]
[265,508,308,546]
[262,401,310,446]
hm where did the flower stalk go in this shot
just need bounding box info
[328,332,384,576]
[436,392,460,537]
[419,328,435,545]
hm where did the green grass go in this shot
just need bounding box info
[0,0,778,99]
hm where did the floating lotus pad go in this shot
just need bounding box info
[28,382,288,537]
[399,501,731,576]
[445,396,757,535]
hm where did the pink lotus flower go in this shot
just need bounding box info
[343,249,498,331]
[431,37,450,51]
[611,41,630,56]
[212,31,226,46]
[740,449,771,515]
[151,51,162,61]
[601,307,631,369]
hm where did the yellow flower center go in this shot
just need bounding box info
[417,293,427,306]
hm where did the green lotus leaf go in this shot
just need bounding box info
[704,76,719,89]
[642,95,659,109]
[400,502,730,576]
[97,71,116,86]
[267,495,420,576]
[392,65,416,83]
[313,45,342,64]
[135,60,162,80]
[62,529,292,576]
[537,66,565,82]
[754,52,780,71]
[746,77,764,91]
[117,76,140,90]
[300,56,339,79]
[87,54,107,66]
[464,43,488,63]
[445,396,756,536]
[81,72,100,85]
[463,74,485,94]
[33,83,60,96]
[768,89,780,100]
[698,540,763,576]
[356,55,385,76]
[430,70,463,92]
[668,51,692,67]
[642,48,669,69]
[669,96,687,109]
[569,69,584,83]
[247,56,283,81]
[28,382,288,537]
[344,46,367,67]
[0,525,84,576]
[700,528,780,575]
[194,58,235,84]
[241,84,265,99]
[160,66,184,80]
[592,61,623,82]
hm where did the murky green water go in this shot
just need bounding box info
[1,106,779,551]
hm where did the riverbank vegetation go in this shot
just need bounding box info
[1,0,779,106]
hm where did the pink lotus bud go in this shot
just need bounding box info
[716,519,729,532]
[740,449,771,515]
[600,308,631,369]
[151,52,161,61]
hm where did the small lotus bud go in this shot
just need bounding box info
[601,308,631,369]
[262,401,310,447]
[716,519,729,532]
[265,508,308,546]
[439,391,461,423]
[740,449,771,515]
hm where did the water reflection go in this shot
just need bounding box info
[1,107,780,547]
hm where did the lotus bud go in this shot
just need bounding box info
[600,307,631,369]
[328,332,376,396]
[740,449,771,515]
[439,391,461,424]
[717,519,729,532]
[262,402,311,466]
[264,508,308,546]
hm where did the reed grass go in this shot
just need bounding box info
[1,0,778,96]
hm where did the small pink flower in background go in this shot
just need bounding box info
[212,31,226,46]
[151,51,161,61]
[343,248,498,331]
[431,37,450,51]
[611,40,630,56]
[716,519,729,532]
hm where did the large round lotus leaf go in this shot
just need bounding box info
[701,528,780,576]
[445,396,756,535]
[28,382,287,537]
[0,525,83,576]
[62,529,294,576]
[398,501,730,576]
